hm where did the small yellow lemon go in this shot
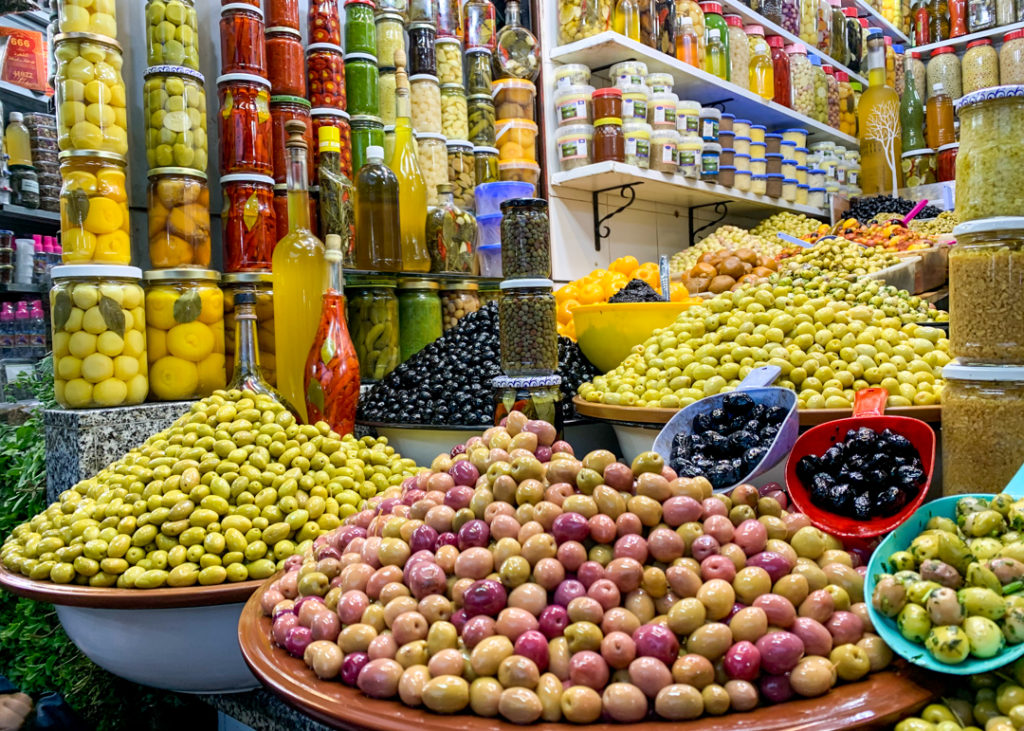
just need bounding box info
[60,5,90,32]
[167,321,214,362]
[123,329,145,359]
[63,379,94,408]
[147,327,167,361]
[96,330,124,356]
[85,102,115,128]
[53,331,70,357]
[94,230,130,262]
[113,355,139,381]
[63,170,98,195]
[146,289,178,330]
[97,168,126,203]
[150,356,198,400]
[97,283,123,305]
[62,230,97,262]
[71,284,99,309]
[122,284,143,310]
[68,331,97,358]
[56,356,82,381]
[126,373,148,403]
[70,120,103,150]
[81,353,114,383]
[94,0,115,13]
[198,288,223,325]
[83,197,123,235]
[131,307,146,331]
[84,79,111,104]
[59,78,85,102]
[54,379,66,406]
[82,306,107,334]
[89,12,117,38]
[64,308,84,333]
[196,353,226,394]
[93,378,127,407]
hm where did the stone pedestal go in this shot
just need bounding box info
[44,401,193,501]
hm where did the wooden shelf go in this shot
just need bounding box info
[550,33,859,149]
[911,20,1024,53]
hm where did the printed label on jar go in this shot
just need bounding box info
[680,114,699,134]
[848,168,859,185]
[19,179,38,194]
[701,152,719,173]
[701,119,719,139]
[623,98,648,120]
[678,150,697,172]
[558,99,588,123]
[836,166,846,184]
[660,143,676,164]
[653,104,676,125]
[625,137,650,163]
[615,73,645,86]
[558,138,589,161]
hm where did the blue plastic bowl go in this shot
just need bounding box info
[474,181,534,216]
[865,494,1024,675]
[477,213,502,247]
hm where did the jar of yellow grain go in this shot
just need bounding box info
[50,265,148,409]
[222,272,276,386]
[144,269,226,400]
[58,151,131,264]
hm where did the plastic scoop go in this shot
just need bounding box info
[786,388,936,539]
[900,199,929,226]
[777,232,813,248]
[653,365,799,493]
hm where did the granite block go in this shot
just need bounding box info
[203,690,333,731]
[45,401,194,501]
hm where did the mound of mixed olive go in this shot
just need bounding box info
[871,493,1024,665]
[0,389,418,588]
[894,660,1024,730]
[261,414,893,723]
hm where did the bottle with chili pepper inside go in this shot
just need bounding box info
[304,233,360,435]
[317,125,355,267]
[228,289,297,414]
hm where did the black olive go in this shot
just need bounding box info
[877,485,906,514]
[811,472,835,493]
[706,464,733,489]
[728,430,759,452]
[744,446,768,469]
[744,419,762,435]
[853,492,873,520]
[897,465,924,485]
[749,404,767,421]
[693,412,714,432]
[764,406,787,426]
[828,483,855,515]
[709,408,727,427]
[723,392,755,417]
[703,431,730,456]
[866,469,888,488]
[820,444,845,471]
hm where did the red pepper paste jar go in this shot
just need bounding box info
[273,184,319,242]
[222,173,277,272]
[218,73,273,176]
[266,0,300,29]
[594,117,624,163]
[311,108,353,179]
[220,3,266,75]
[266,27,306,97]
[592,87,623,120]
[307,43,346,110]
[937,142,958,182]
[769,35,791,107]
[270,96,313,184]
[308,0,342,44]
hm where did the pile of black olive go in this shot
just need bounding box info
[358,303,599,426]
[670,392,787,489]
[847,195,943,224]
[608,279,663,304]
[797,426,925,520]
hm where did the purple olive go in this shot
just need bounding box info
[755,631,805,675]
[662,496,704,527]
[449,460,480,486]
[514,630,550,671]
[435,531,458,549]
[283,624,313,658]
[577,562,605,588]
[536,445,552,462]
[552,512,591,544]
[463,579,508,617]
[691,535,721,562]
[407,561,447,600]
[539,604,570,639]
[723,640,761,681]
[826,611,865,645]
[632,623,679,665]
[554,579,587,607]
[747,551,794,584]
[457,519,490,551]
[272,612,299,647]
[759,673,794,703]
[340,651,370,686]
[443,485,474,511]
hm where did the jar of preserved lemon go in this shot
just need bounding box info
[50,265,148,409]
[222,272,276,386]
[59,151,131,265]
[144,269,226,401]
[53,33,129,157]
[147,168,211,268]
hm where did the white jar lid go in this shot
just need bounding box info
[943,360,1024,382]
[52,265,143,280]
[500,278,554,289]
[952,216,1024,236]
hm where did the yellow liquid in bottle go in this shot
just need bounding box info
[391,121,430,272]
[272,189,328,422]
[858,66,903,195]
[5,118,31,168]
[613,0,641,40]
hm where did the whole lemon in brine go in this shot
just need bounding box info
[83,197,123,235]
[150,356,197,400]
[167,321,214,362]
[62,378,93,408]
[93,378,127,407]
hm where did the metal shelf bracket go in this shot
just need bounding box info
[688,201,731,243]
[592,182,641,251]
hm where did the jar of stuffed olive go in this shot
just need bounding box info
[222,271,276,385]
[474,145,499,183]
[446,140,476,211]
[346,275,400,382]
[498,278,558,376]
[440,280,481,330]
[397,278,442,362]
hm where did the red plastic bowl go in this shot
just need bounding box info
[786,388,936,539]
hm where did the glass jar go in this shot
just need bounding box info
[495,4,541,81]
[651,129,679,173]
[908,51,927,102]
[837,72,855,136]
[554,84,594,126]
[410,0,436,23]
[942,362,1024,495]
[379,71,397,127]
[143,269,226,400]
[622,120,651,168]
[769,36,791,107]
[936,141,958,181]
[747,25,773,100]
[913,0,931,44]
[950,0,968,36]
[265,28,306,98]
[266,0,300,29]
[416,133,448,208]
[58,0,117,36]
[798,0,818,44]
[779,0,800,34]
[789,44,815,119]
[466,48,494,95]
[464,0,497,50]
[475,145,500,183]
[436,38,464,85]
[829,0,846,65]
[307,43,347,109]
[222,272,276,385]
[54,34,129,157]
[439,280,481,331]
[58,151,130,265]
[375,13,405,69]
[499,279,557,376]
[500,197,549,278]
[962,39,998,95]
[147,0,199,69]
[270,96,313,185]
[143,66,208,174]
[309,0,342,43]
[447,140,476,211]
[727,15,749,89]
[468,93,496,146]
[11,167,39,210]
[397,279,442,362]
[408,22,438,76]
[927,47,962,102]
[998,0,1015,24]
[220,4,266,75]
[557,0,613,45]
[221,173,276,271]
[427,185,478,273]
[931,0,950,39]
[823,64,839,128]
[810,57,828,124]
[345,52,380,117]
[217,73,272,176]
[50,265,148,408]
[148,168,211,269]
[346,277,400,382]
[817,0,831,51]
[312,108,353,178]
[844,9,861,74]
[351,115,385,175]
[594,117,625,164]
[900,147,936,186]
[1002,30,1024,85]
[343,0,375,54]
[441,83,470,140]
[410,74,442,134]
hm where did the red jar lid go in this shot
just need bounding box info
[767,34,785,47]
[843,7,858,16]
[884,35,892,45]
[592,87,623,98]
[822,64,834,74]
[910,50,921,58]
[858,17,869,27]
[745,24,764,35]
[1006,28,1024,42]
[931,45,955,55]
[966,38,993,48]
[700,2,724,15]
[344,0,374,6]
[725,13,744,26]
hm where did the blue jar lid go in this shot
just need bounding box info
[809,186,827,192]
[766,153,784,160]
[783,178,798,184]
[781,128,808,134]
[796,146,810,153]
[751,124,766,131]
[809,168,825,174]
[780,140,797,147]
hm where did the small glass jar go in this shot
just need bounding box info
[493,375,564,434]
[397,278,442,362]
[651,129,679,173]
[498,279,557,376]
[436,38,464,85]
[1002,30,1024,85]
[441,280,481,330]
[379,70,397,127]
[50,265,148,408]
[593,117,625,164]
[408,22,438,76]
[468,94,497,146]
[623,121,652,169]
[823,64,839,128]
[312,108,353,178]
[307,43,347,109]
[437,0,463,39]
[428,185,478,273]
[148,167,211,269]
[309,0,342,43]
[441,83,470,140]
[726,15,750,89]
[501,197,549,278]
[447,140,476,211]
[375,12,405,68]
[411,74,442,134]
[554,84,594,127]
[900,148,936,186]
[927,46,962,100]
[144,268,226,401]
[217,73,273,176]
[270,96,313,185]
[54,33,129,157]
[345,52,380,117]
[350,115,385,176]
[266,0,300,29]
[221,173,276,272]
[466,47,494,95]
[416,133,448,208]
[148,0,200,69]
[59,151,131,265]
[956,89,1024,221]
[347,276,400,382]
[475,145,500,183]
[788,44,815,119]
[222,271,276,386]
[343,0,376,54]
[962,39,998,95]
[220,4,267,75]
[593,87,624,119]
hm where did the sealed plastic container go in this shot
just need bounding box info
[147,0,200,69]
[700,106,721,140]
[554,84,594,126]
[621,83,650,123]
[555,63,592,89]
[478,244,501,276]
[475,180,534,215]
[222,272,276,385]
[956,86,1024,221]
[648,91,679,128]
[493,78,536,119]
[678,135,703,178]
[221,173,276,271]
[441,280,481,330]
[307,43,346,109]
[651,129,679,173]
[51,265,148,408]
[220,4,266,75]
[54,33,129,157]
[397,278,442,362]
[623,121,652,168]
[496,118,538,162]
[217,73,273,176]
[677,99,701,135]
[59,151,130,265]
[148,168,210,269]
[734,169,752,191]
[556,123,594,171]
[701,142,721,180]
[499,278,557,376]
[347,276,400,381]
[499,159,541,187]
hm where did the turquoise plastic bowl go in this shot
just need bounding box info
[865,494,1024,675]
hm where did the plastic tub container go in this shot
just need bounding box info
[553,84,594,126]
[477,244,501,277]
[555,123,593,171]
[554,63,590,88]
[735,170,752,192]
[492,78,536,119]
[495,118,538,162]
[677,100,701,135]
[474,180,534,215]
[734,152,751,172]
[610,60,648,86]
[782,127,808,146]
[498,159,540,189]
[782,177,798,201]
[808,186,826,207]
[734,135,751,156]
[700,107,721,140]
[732,118,751,138]
[750,157,767,176]
[477,212,502,246]
[720,112,735,132]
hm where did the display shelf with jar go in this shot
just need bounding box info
[911,18,1024,53]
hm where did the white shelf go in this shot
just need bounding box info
[841,0,912,44]
[718,0,868,85]
[550,33,859,149]
[552,161,829,217]
[0,81,51,111]
[911,20,1024,54]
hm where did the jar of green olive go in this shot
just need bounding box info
[498,278,558,376]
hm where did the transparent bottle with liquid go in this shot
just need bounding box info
[391,50,430,272]
[13,301,28,358]
[0,303,13,359]
[28,300,46,359]
[5,112,31,168]
[355,146,403,272]
[614,0,642,40]
[230,289,297,413]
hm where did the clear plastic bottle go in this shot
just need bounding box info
[675,15,701,66]
[0,303,12,359]
[706,27,729,80]
[5,112,31,168]
[28,300,46,359]
[747,24,773,100]
[13,301,28,359]
[925,82,954,150]
[355,145,402,273]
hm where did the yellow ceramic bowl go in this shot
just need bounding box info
[572,301,697,372]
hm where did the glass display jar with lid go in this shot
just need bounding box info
[962,39,999,94]
[493,0,540,81]
[397,278,442,362]
[1001,29,1024,85]
[725,15,749,89]
[926,46,961,100]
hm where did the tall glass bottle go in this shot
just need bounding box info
[272,120,328,423]
[355,145,402,271]
[858,32,903,194]
[229,289,297,414]
[318,125,355,268]
[391,50,430,272]
[900,55,925,150]
[614,0,641,40]
[925,82,954,149]
[305,234,360,435]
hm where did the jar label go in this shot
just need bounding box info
[653,104,676,125]
[558,138,589,161]
[19,179,38,194]
[625,137,650,162]
[849,169,859,185]
[660,143,676,164]
[623,98,648,120]
[701,119,719,139]
[701,152,719,173]
[680,113,699,134]
[614,73,645,86]
[678,149,697,166]
[243,192,261,231]
[558,99,588,123]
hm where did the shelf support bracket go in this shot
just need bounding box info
[592,182,640,252]
[688,201,730,243]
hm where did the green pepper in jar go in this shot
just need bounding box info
[346,277,400,381]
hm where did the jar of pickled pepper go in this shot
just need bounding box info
[220,3,266,75]
[266,27,305,97]
[221,173,276,271]
[307,43,346,109]
[217,73,273,176]
[308,0,341,44]
[270,96,313,184]
[222,271,276,385]
[347,276,400,382]
[266,0,300,29]
[312,108,353,179]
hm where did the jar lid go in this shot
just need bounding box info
[766,173,784,179]
[787,43,807,54]
[266,26,302,38]
[767,35,785,47]
[735,170,751,177]
[311,107,351,119]
[720,165,737,171]
[797,183,809,189]
[58,150,126,163]
[843,6,858,15]
[446,138,473,149]
[592,87,623,98]
[744,24,764,35]
[384,125,395,133]
[703,143,722,152]
[750,157,767,163]
[499,278,553,290]
[271,95,312,107]
[492,78,537,92]
[734,118,751,125]
[444,279,479,291]
[350,114,385,126]
[734,135,751,142]
[943,360,1024,381]
[953,216,1024,236]
[901,148,935,158]
[956,84,1024,113]
[416,131,446,142]
[144,268,220,282]
[554,83,596,99]
[1006,29,1024,42]
[435,36,463,46]
[52,265,142,280]
[750,124,766,131]
[966,38,993,48]
[807,167,825,173]
[796,165,808,171]
[725,13,743,26]
[937,142,959,152]
[344,52,379,63]
[223,271,273,284]
[221,2,263,16]
[441,82,467,91]
[751,174,767,180]
[594,117,622,126]
[53,32,123,51]
[734,153,751,160]
[931,45,955,55]
[808,186,826,192]
[492,375,563,389]
[780,141,797,147]
[221,173,275,185]
[407,20,437,30]
[501,197,547,211]
[308,43,344,54]
[144,65,205,83]
[216,73,271,88]
[699,2,724,14]
[468,93,494,102]
[474,146,499,154]
[347,275,398,287]
[376,11,405,22]
[466,46,493,56]
[794,146,808,153]
[409,73,440,83]
[783,178,798,183]
[148,166,208,180]
[766,153,784,159]
[398,278,440,290]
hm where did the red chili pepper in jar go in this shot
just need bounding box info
[304,288,360,436]
[222,174,277,272]
[266,28,306,97]
[220,3,267,76]
[308,0,342,44]
[270,96,313,184]
[266,0,300,29]
[306,43,347,110]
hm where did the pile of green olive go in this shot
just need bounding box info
[779,237,900,278]
[0,389,418,589]
[894,660,1024,730]
[871,493,1024,665]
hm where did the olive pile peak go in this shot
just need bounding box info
[779,237,900,278]
[578,276,949,410]
[750,212,823,240]
[669,226,781,275]
[0,389,418,589]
